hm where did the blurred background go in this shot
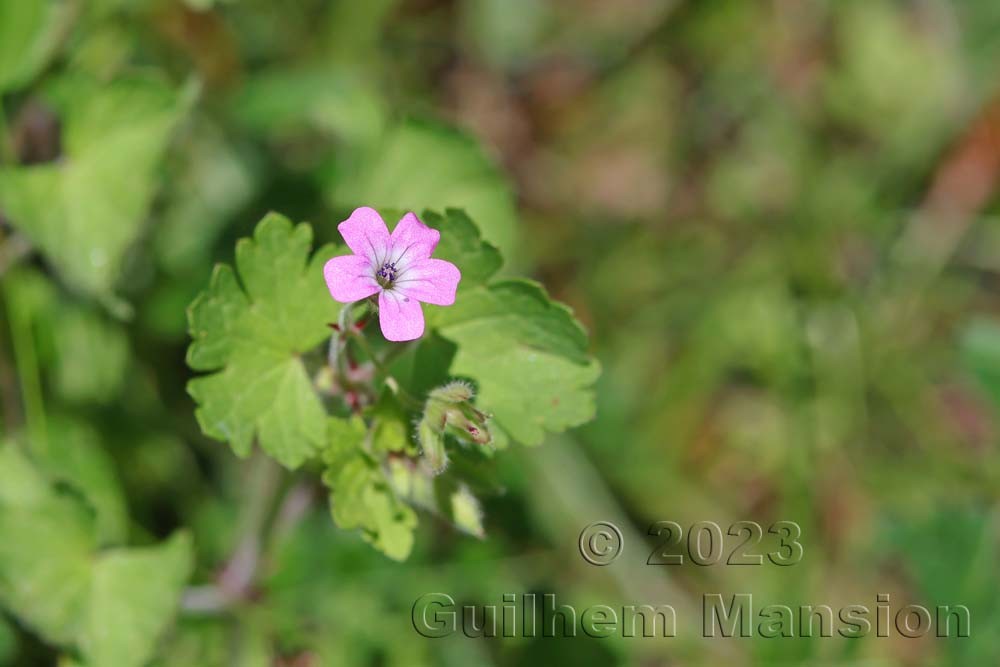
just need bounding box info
[3,0,1000,665]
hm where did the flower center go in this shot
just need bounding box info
[375,261,399,288]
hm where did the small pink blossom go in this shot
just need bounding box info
[323,207,461,341]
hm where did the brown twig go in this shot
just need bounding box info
[894,90,1000,276]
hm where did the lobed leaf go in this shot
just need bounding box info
[187,214,342,469]
[420,208,502,287]
[423,210,600,446]
[321,418,418,561]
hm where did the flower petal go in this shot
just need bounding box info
[395,258,461,306]
[324,254,379,303]
[378,289,425,341]
[337,207,390,263]
[387,212,440,268]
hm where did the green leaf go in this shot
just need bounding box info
[80,532,193,667]
[187,213,341,469]
[420,211,599,445]
[0,440,49,506]
[421,209,502,287]
[0,72,188,301]
[1,267,129,405]
[387,330,457,398]
[368,389,412,454]
[388,459,485,538]
[324,415,368,468]
[0,447,95,645]
[425,209,589,362]
[154,121,259,275]
[229,67,385,146]
[444,329,599,446]
[321,419,417,561]
[50,305,129,404]
[0,614,15,665]
[0,445,192,664]
[30,419,129,546]
[433,280,592,364]
[0,0,64,93]
[328,119,518,253]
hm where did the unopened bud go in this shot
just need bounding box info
[417,418,447,474]
[443,404,492,446]
[418,381,493,474]
[450,485,485,539]
[429,380,475,403]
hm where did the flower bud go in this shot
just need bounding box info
[428,380,475,403]
[417,381,493,474]
[417,416,448,474]
[450,485,484,539]
[443,404,492,446]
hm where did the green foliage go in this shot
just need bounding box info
[79,533,192,667]
[181,206,596,556]
[329,119,519,253]
[0,0,63,93]
[0,72,188,304]
[187,214,341,469]
[425,210,599,445]
[31,418,129,545]
[185,208,596,559]
[0,445,192,664]
[2,267,129,405]
[229,67,386,146]
[0,446,95,645]
[153,122,260,276]
[442,316,599,445]
[50,305,129,404]
[4,1,999,665]
[322,418,418,561]
[0,616,14,665]
[388,459,485,538]
[423,208,504,287]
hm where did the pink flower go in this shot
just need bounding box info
[323,207,461,341]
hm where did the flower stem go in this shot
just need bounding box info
[327,300,383,411]
[181,450,284,614]
[346,327,423,409]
